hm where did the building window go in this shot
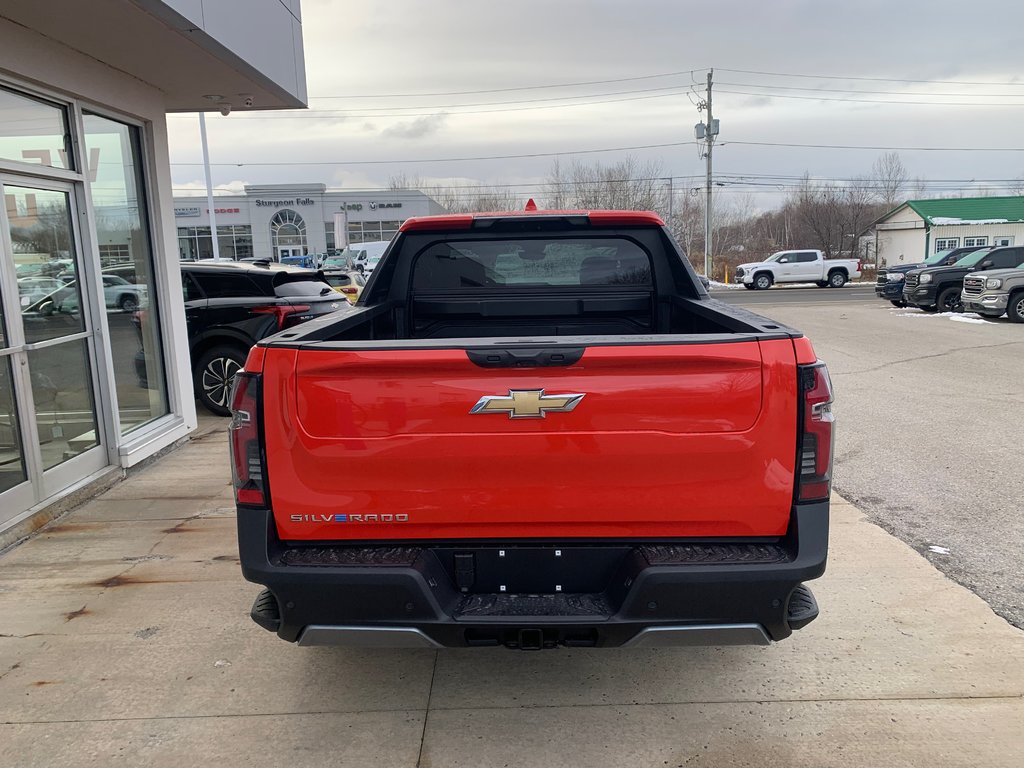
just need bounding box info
[935,238,959,252]
[324,221,335,252]
[218,224,252,260]
[963,237,988,248]
[994,236,1014,246]
[177,225,251,260]
[270,208,307,255]
[83,113,169,435]
[346,220,401,244]
[0,85,73,170]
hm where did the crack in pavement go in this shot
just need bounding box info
[834,338,1024,377]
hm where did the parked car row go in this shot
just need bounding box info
[875,245,1024,321]
[733,249,862,289]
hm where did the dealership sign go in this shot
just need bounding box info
[254,197,316,207]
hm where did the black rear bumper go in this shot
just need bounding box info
[237,502,829,648]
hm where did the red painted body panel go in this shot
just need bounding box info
[259,339,799,542]
[399,209,665,232]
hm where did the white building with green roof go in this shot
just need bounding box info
[874,196,1024,267]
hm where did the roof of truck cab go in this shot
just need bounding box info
[399,210,665,232]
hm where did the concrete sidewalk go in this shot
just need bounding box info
[1,421,1023,767]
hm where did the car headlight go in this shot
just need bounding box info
[919,273,932,284]
[886,273,905,282]
[986,278,1002,289]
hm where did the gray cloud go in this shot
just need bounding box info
[381,113,449,139]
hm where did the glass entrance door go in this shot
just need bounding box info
[0,177,107,524]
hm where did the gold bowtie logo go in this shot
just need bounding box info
[470,389,585,419]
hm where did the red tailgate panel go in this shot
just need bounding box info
[262,340,798,541]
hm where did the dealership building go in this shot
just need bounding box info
[173,185,445,261]
[0,1,307,541]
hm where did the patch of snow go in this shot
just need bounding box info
[707,280,744,290]
[928,545,951,555]
[949,314,989,324]
[930,217,1013,225]
[895,311,988,324]
[213,659,231,668]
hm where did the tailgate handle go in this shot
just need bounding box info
[467,347,584,368]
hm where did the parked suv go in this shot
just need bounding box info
[902,246,1024,312]
[962,266,1024,322]
[875,247,978,307]
[170,261,349,415]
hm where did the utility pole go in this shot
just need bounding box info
[199,112,221,261]
[703,69,714,278]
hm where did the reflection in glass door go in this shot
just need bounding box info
[0,178,106,521]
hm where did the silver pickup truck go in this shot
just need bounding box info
[962,267,1024,322]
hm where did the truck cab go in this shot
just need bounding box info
[962,265,1024,321]
[904,246,1024,313]
[734,250,861,290]
[875,247,978,307]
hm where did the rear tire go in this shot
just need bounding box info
[195,345,247,416]
[828,270,847,288]
[753,273,773,290]
[118,293,139,312]
[936,287,962,313]
[1009,292,1024,323]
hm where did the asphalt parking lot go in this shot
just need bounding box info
[2,285,1023,766]
[713,283,1024,629]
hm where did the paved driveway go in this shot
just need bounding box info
[2,416,1023,766]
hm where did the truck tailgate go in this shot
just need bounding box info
[261,338,799,541]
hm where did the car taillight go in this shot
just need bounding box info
[229,372,267,507]
[251,304,312,330]
[797,362,835,502]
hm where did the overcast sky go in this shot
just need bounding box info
[168,0,1024,210]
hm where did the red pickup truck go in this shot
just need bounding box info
[231,208,833,649]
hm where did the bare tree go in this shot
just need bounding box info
[542,156,668,213]
[871,152,909,209]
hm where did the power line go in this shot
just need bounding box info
[166,89,694,120]
[718,67,1024,87]
[722,140,1024,152]
[716,80,1024,99]
[304,69,705,99]
[716,88,1024,107]
[168,141,692,167]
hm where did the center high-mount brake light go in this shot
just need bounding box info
[229,372,267,507]
[251,304,311,331]
[797,362,835,502]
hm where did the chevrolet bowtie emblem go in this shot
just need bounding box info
[470,389,585,419]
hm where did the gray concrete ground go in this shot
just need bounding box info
[712,287,1024,630]
[2,407,1024,765]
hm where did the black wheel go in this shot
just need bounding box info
[828,271,847,288]
[194,345,247,416]
[753,273,773,290]
[118,293,139,312]
[936,287,962,313]
[1009,292,1024,323]
[890,300,907,308]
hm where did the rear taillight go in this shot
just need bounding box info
[251,304,312,331]
[797,362,835,502]
[341,287,358,295]
[229,372,267,507]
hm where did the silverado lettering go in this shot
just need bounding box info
[231,207,834,650]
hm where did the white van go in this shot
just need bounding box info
[339,240,390,274]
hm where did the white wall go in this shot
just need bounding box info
[153,0,307,104]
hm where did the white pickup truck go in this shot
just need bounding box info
[734,250,862,290]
